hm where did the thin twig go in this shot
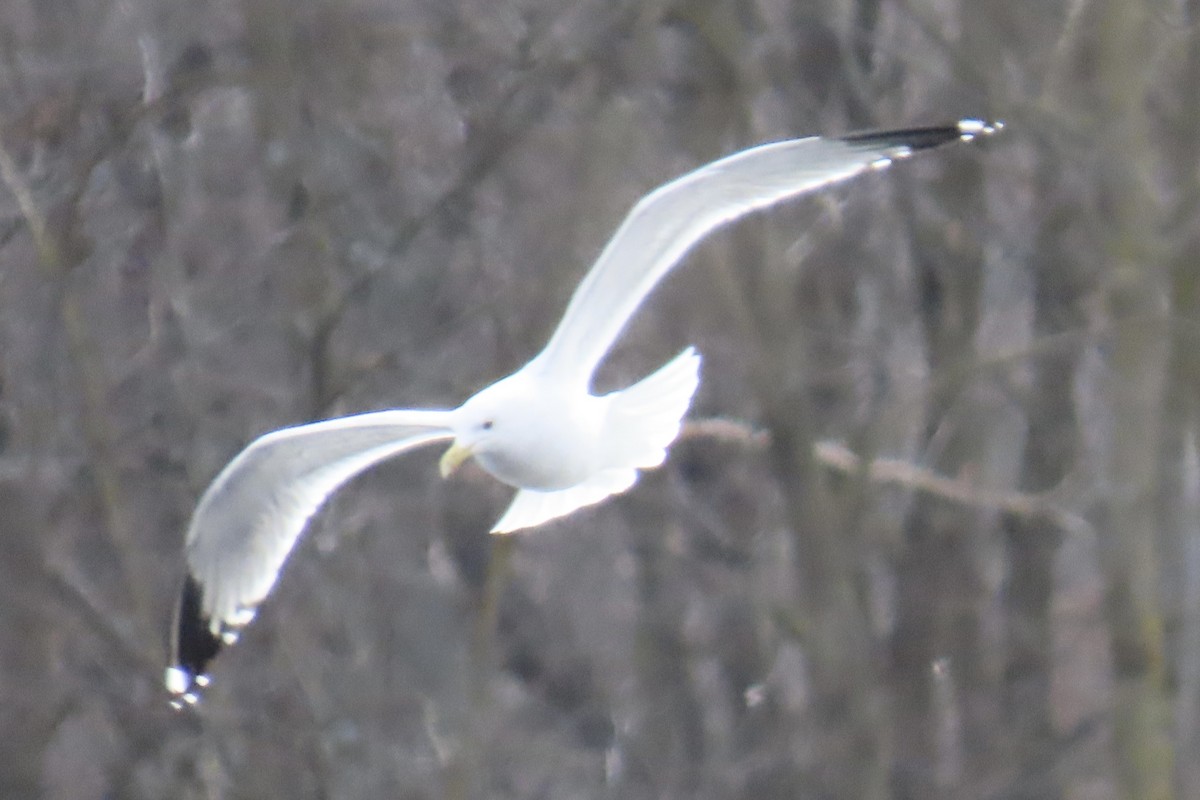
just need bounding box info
[0,130,56,266]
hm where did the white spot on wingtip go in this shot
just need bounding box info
[166,666,208,709]
[958,118,1003,140]
[220,629,240,645]
[164,666,189,696]
[870,144,914,171]
[168,691,200,710]
[230,606,257,627]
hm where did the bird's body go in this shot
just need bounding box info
[450,367,610,492]
[166,119,1001,706]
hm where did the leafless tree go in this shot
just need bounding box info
[1,0,1196,798]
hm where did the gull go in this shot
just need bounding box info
[166,118,1001,706]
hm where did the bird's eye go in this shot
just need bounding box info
[482,420,494,431]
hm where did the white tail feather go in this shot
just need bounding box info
[604,347,701,468]
[490,348,701,534]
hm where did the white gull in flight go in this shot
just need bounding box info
[167,118,1001,706]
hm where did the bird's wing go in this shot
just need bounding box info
[167,409,453,705]
[531,119,1000,384]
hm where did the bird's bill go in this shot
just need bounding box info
[439,442,473,478]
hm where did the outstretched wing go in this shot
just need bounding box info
[167,409,454,706]
[531,119,1001,385]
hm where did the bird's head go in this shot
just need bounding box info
[440,373,531,483]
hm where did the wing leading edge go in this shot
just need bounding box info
[532,118,1001,385]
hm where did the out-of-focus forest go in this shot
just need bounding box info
[1,0,1197,798]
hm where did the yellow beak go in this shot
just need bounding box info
[439,442,473,478]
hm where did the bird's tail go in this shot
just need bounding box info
[489,348,701,535]
[603,346,702,469]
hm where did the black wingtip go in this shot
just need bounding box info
[166,573,223,710]
[840,118,1003,152]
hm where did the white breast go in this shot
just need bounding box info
[458,372,610,491]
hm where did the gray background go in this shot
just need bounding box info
[0,0,1196,798]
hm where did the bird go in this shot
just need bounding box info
[166,118,1001,707]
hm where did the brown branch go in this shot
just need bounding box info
[813,439,1090,533]
[679,417,769,448]
[679,417,1089,534]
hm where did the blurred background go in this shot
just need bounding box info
[1,0,1196,798]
